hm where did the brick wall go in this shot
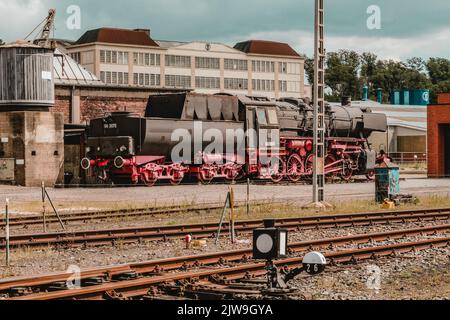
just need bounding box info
[53,95,148,124]
[53,84,184,124]
[79,97,147,123]
[438,93,450,104]
[428,95,450,177]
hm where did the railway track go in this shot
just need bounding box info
[1,208,450,248]
[0,201,274,229]
[2,224,450,300]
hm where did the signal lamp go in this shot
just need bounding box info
[253,219,288,260]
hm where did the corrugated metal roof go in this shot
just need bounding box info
[0,40,47,49]
[53,48,100,85]
[330,100,427,132]
[234,40,301,58]
[386,119,427,131]
[74,28,159,47]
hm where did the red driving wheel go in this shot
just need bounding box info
[287,154,304,182]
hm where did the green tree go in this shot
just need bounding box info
[0,39,4,45]
[325,50,361,101]
[305,52,449,104]
[304,57,314,86]
[360,52,378,100]
[426,58,450,85]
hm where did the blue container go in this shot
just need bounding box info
[376,88,383,103]
[362,85,369,101]
[390,91,400,105]
[400,90,410,105]
[375,163,400,203]
[410,89,430,105]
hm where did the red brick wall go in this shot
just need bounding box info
[428,104,450,177]
[52,95,148,124]
[438,93,450,104]
[79,97,147,123]
[54,96,71,124]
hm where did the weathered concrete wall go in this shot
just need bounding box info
[0,111,64,187]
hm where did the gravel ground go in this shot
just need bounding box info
[1,177,450,214]
[1,220,449,284]
[294,248,450,300]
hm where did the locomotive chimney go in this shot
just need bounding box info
[341,96,351,106]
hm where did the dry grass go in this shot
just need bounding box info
[385,264,450,299]
[399,162,427,171]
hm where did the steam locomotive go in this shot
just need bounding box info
[81,93,387,186]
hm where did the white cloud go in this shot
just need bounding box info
[222,27,450,61]
[0,0,49,42]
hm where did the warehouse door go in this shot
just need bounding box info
[444,125,450,177]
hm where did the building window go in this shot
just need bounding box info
[165,55,191,68]
[70,52,81,64]
[224,78,248,90]
[252,79,275,92]
[133,52,161,66]
[279,62,288,74]
[195,57,220,69]
[195,76,220,89]
[165,75,191,88]
[100,50,128,65]
[287,63,301,74]
[133,73,161,87]
[100,71,129,85]
[279,80,288,92]
[224,59,248,71]
[252,60,275,73]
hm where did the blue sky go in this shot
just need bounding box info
[1,0,449,60]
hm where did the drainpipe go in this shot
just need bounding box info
[70,86,81,124]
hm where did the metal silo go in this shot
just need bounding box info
[0,42,54,108]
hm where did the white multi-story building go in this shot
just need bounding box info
[67,28,308,99]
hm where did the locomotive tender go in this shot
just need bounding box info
[81,93,387,186]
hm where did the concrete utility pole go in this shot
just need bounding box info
[306,0,329,209]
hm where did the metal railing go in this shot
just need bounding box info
[388,152,427,166]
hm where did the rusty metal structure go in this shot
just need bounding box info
[1,225,449,300]
[1,208,450,249]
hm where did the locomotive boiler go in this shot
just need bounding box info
[82,93,387,186]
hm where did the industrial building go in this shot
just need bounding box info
[428,93,450,178]
[65,28,308,100]
[0,42,64,187]
[349,100,427,163]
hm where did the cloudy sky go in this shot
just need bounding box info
[1,0,449,61]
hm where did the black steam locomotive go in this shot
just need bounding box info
[81,93,387,186]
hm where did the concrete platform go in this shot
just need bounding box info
[1,178,450,213]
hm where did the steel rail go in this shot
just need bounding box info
[0,201,277,228]
[9,235,450,300]
[3,201,450,229]
[2,224,450,299]
[1,209,450,248]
